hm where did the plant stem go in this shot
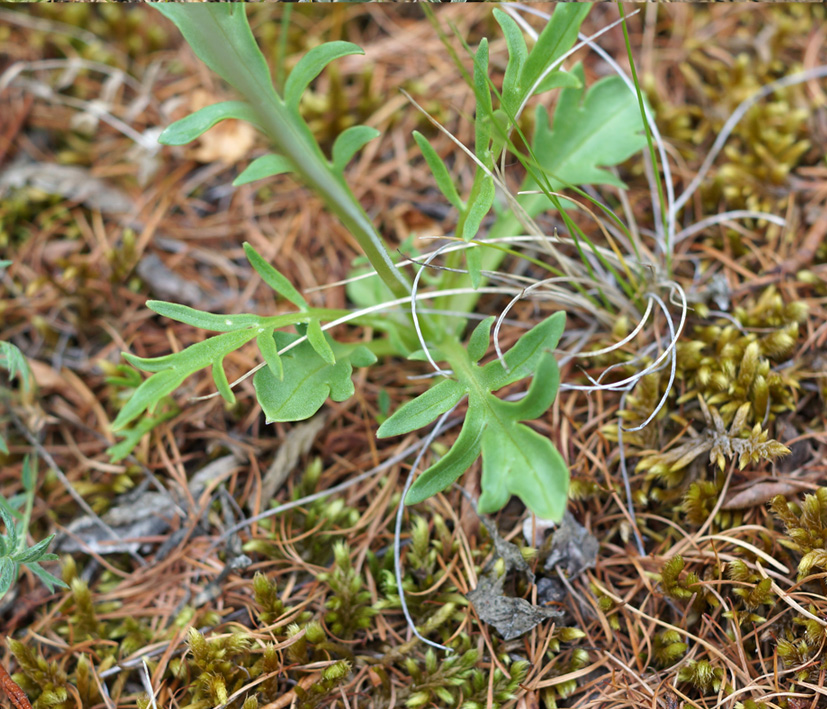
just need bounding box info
[157,6,412,303]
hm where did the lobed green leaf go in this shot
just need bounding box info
[254,333,376,423]
[521,63,649,217]
[400,313,568,520]
[123,328,260,374]
[113,328,260,431]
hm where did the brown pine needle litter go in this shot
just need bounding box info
[1,4,827,709]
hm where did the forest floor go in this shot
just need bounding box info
[1,4,827,709]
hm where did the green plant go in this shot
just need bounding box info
[111,5,654,522]
[0,457,67,599]
[0,261,30,458]
[0,261,66,600]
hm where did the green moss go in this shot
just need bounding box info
[317,541,376,640]
[653,5,821,215]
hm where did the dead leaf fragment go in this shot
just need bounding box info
[468,575,560,641]
[466,517,562,641]
[723,480,811,510]
[250,413,326,513]
[544,511,599,579]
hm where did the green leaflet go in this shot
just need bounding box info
[494,8,583,116]
[243,242,308,310]
[159,101,263,146]
[404,404,486,506]
[307,319,335,364]
[254,332,376,423]
[0,557,15,599]
[284,41,364,111]
[480,310,565,391]
[466,316,496,363]
[412,132,463,212]
[106,406,178,463]
[1,306,31,453]
[382,312,568,521]
[461,175,495,244]
[494,9,528,117]
[520,4,590,102]
[0,340,31,393]
[256,328,284,380]
[0,457,67,599]
[234,155,294,186]
[377,379,465,438]
[147,301,267,332]
[332,125,380,174]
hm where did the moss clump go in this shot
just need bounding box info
[602,286,803,528]
[677,659,724,694]
[772,488,827,581]
[242,459,361,567]
[8,638,70,709]
[372,646,529,709]
[650,629,688,668]
[652,5,821,215]
[317,541,376,640]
